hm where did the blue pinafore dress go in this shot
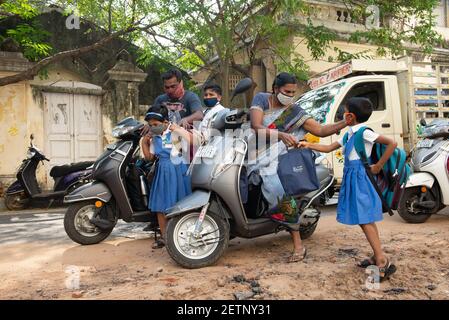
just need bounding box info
[149,132,192,214]
[336,134,383,225]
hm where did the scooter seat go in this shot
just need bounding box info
[50,161,94,178]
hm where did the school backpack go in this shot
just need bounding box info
[342,127,411,216]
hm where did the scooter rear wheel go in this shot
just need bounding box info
[64,201,115,245]
[4,192,30,211]
[166,211,229,269]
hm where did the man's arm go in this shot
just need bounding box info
[302,118,347,138]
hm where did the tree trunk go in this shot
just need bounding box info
[220,62,230,106]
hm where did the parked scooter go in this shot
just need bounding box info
[398,119,449,223]
[63,117,155,245]
[164,78,335,269]
[5,134,93,210]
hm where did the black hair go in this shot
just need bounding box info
[272,72,297,93]
[203,83,222,96]
[161,68,182,82]
[145,104,169,121]
[346,97,373,123]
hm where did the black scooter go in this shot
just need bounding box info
[63,118,155,245]
[5,134,93,210]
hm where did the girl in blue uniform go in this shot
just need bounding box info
[298,97,397,281]
[142,105,192,249]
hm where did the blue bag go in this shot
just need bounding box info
[277,148,320,197]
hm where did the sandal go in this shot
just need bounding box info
[378,259,397,282]
[288,248,307,263]
[152,238,165,249]
[358,255,376,268]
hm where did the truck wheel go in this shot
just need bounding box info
[398,187,433,223]
[4,192,30,211]
[64,202,115,245]
[166,211,229,269]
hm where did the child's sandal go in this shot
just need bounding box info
[358,255,376,268]
[379,259,396,282]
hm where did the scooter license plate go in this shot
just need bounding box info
[417,139,433,148]
[197,145,217,158]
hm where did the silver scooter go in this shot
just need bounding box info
[398,118,449,223]
[164,79,335,269]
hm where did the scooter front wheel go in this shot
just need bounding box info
[166,211,229,269]
[4,192,30,210]
[398,187,434,223]
[64,201,115,245]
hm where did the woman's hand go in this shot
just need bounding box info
[279,132,298,147]
[370,163,382,175]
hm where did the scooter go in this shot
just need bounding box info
[4,134,93,211]
[63,117,155,245]
[164,78,335,269]
[398,119,449,223]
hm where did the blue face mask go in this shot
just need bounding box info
[203,98,218,108]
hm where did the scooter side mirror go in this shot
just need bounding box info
[230,78,253,102]
[420,118,427,127]
[30,134,34,147]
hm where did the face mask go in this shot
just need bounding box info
[150,124,166,135]
[203,98,218,108]
[277,92,294,106]
[167,81,185,100]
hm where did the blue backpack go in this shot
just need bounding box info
[343,127,411,215]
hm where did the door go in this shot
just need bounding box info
[44,92,73,168]
[329,80,394,183]
[44,92,102,176]
[73,94,102,162]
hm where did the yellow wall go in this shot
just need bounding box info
[0,67,92,190]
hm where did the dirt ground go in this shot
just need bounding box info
[1,209,449,300]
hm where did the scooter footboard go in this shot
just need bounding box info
[64,181,112,203]
[166,190,211,218]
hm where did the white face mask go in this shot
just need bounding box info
[277,92,295,106]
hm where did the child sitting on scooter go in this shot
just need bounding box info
[297,97,397,282]
[141,105,192,249]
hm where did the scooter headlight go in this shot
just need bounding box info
[112,125,133,138]
[27,149,36,159]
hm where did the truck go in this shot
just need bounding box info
[298,57,449,184]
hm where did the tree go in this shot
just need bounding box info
[0,0,170,86]
[138,0,443,104]
[0,0,444,99]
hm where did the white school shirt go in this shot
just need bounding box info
[337,123,380,161]
[197,103,226,142]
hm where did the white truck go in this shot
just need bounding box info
[298,57,449,184]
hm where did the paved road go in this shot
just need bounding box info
[0,210,155,246]
[0,196,339,246]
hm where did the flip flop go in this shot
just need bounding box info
[288,248,307,263]
[152,238,165,249]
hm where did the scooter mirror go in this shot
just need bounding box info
[230,78,253,102]
[30,134,34,140]
[420,118,427,127]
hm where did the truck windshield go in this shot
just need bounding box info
[296,82,346,123]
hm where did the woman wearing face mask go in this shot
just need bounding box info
[141,105,192,249]
[249,72,347,263]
